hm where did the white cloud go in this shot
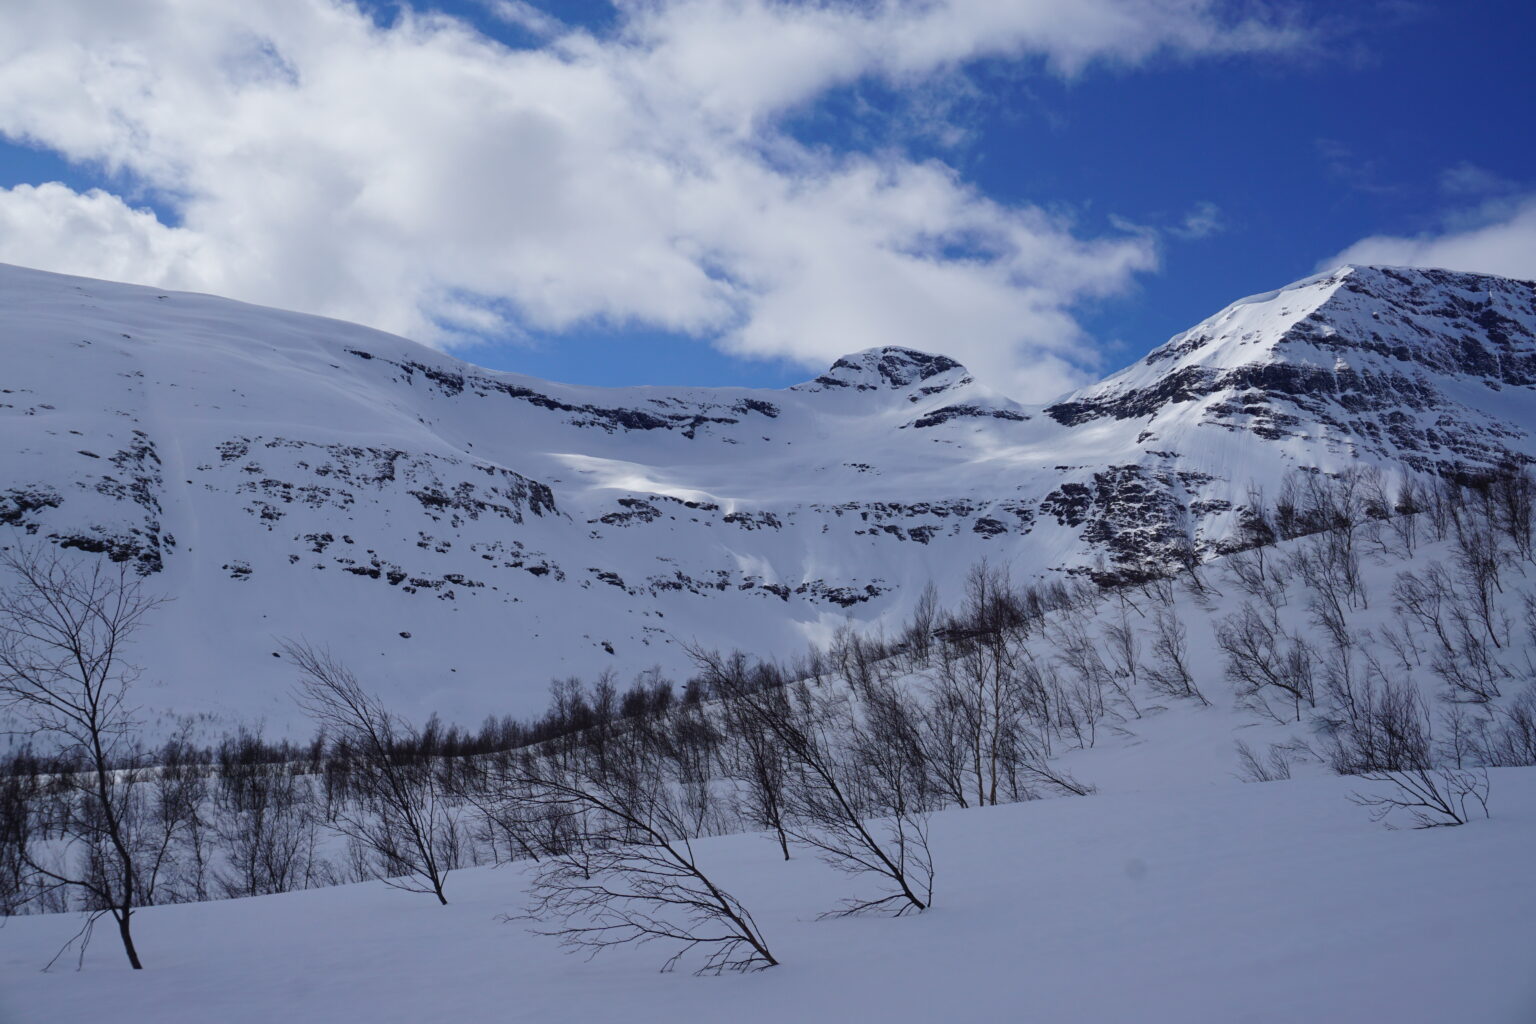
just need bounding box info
[484,1,564,40]
[0,183,207,287]
[1325,195,1536,284]
[1438,161,1516,198]
[1171,200,1225,240]
[0,0,1301,399]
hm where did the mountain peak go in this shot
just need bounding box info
[793,346,969,394]
[1044,262,1536,476]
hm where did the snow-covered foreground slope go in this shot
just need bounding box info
[4,496,1533,1019]
[2,771,1533,1024]
[2,261,1534,728]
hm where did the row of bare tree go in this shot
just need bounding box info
[1213,469,1534,825]
[4,467,1534,969]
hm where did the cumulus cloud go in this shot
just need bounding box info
[0,183,206,287]
[1326,194,1536,284]
[0,0,1301,399]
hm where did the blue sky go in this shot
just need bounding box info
[1,1,1533,398]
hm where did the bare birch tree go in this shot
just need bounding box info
[286,641,458,904]
[0,545,172,968]
[501,722,778,974]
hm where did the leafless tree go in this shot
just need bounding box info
[1491,470,1535,563]
[927,596,1034,805]
[1321,672,1495,828]
[1487,684,1536,767]
[1349,766,1491,828]
[663,697,725,839]
[1387,480,1423,555]
[1288,534,1365,653]
[899,581,941,671]
[287,641,458,904]
[1215,603,1315,723]
[1102,602,1144,718]
[1234,739,1293,783]
[1222,545,1289,614]
[694,651,792,858]
[0,748,41,915]
[1437,628,1507,705]
[1451,508,1508,649]
[143,728,212,905]
[1274,473,1302,540]
[1322,673,1431,775]
[1392,565,1457,659]
[210,728,324,898]
[0,544,175,969]
[1438,702,1492,770]
[504,729,778,975]
[1143,607,1207,706]
[731,669,933,917]
[1049,619,1114,746]
[451,753,548,866]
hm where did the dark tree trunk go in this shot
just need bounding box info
[117,910,144,969]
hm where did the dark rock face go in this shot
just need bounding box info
[1037,466,1201,582]
[46,431,169,574]
[795,346,965,392]
[841,348,962,388]
[906,404,1029,429]
[1331,267,1536,384]
[1045,366,1215,426]
[345,350,768,437]
[971,517,1007,537]
[0,486,62,530]
[212,436,558,531]
[1045,266,1536,477]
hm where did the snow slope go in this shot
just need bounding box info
[1,771,1532,1024]
[2,262,1534,728]
[2,507,1533,1021]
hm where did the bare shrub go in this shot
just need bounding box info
[1215,603,1315,722]
[704,654,792,859]
[1487,684,1536,767]
[211,728,324,898]
[1322,675,1431,776]
[1349,766,1491,829]
[506,725,777,974]
[733,672,933,917]
[1234,739,1294,783]
[1143,608,1208,705]
[287,641,459,904]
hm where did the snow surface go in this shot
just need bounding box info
[4,518,1535,1021]
[1,771,1532,1024]
[2,261,1534,734]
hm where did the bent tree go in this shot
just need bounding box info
[287,641,459,905]
[499,720,779,975]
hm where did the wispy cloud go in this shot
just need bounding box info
[1315,138,1405,197]
[1439,161,1517,198]
[1171,200,1225,241]
[482,0,564,40]
[1323,192,1536,282]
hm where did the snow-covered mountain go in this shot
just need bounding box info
[2,262,1533,726]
